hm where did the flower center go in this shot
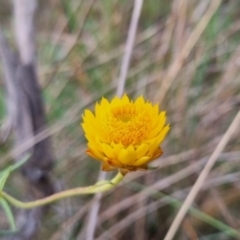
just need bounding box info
[101,104,151,146]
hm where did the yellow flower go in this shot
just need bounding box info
[82,94,170,172]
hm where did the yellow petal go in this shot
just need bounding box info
[118,148,131,165]
[84,109,96,121]
[134,156,151,166]
[101,143,115,159]
[100,97,110,108]
[156,125,170,145]
[152,104,159,117]
[136,143,149,159]
[148,112,166,138]
[82,123,98,138]
[88,139,102,153]
[147,138,160,157]
[113,143,123,157]
[126,145,136,164]
[102,162,115,171]
[150,105,160,127]
[86,149,104,161]
[111,96,121,106]
[95,103,102,119]
[122,94,130,104]
[106,158,123,168]
[135,95,145,105]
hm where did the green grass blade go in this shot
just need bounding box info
[0,198,16,231]
[0,168,11,191]
[0,154,30,191]
[10,153,31,172]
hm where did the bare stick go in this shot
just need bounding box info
[13,0,37,64]
[116,0,143,97]
[163,110,240,240]
[85,1,143,239]
[85,171,107,240]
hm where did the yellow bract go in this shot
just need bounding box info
[82,94,170,172]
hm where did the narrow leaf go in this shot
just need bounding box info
[0,198,16,231]
[0,168,11,191]
[10,153,31,172]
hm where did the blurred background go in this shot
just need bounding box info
[1,0,240,239]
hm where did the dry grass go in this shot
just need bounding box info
[1,0,240,239]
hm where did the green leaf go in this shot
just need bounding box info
[0,168,11,191]
[10,153,31,172]
[0,198,16,231]
[0,154,30,191]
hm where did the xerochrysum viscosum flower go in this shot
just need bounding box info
[82,94,170,172]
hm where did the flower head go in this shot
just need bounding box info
[82,94,170,172]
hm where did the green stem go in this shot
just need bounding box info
[0,171,124,209]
